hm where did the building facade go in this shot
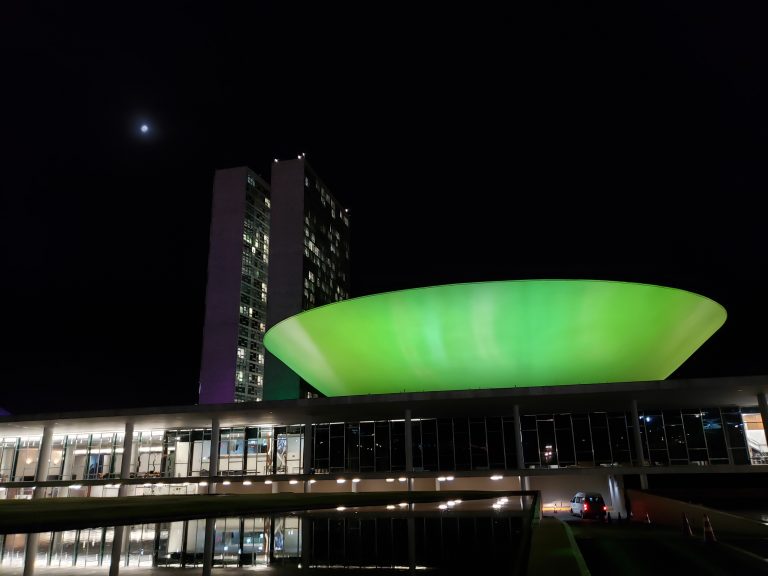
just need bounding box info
[199,168,271,404]
[264,158,351,400]
[199,159,350,404]
[2,376,767,573]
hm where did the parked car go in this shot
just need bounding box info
[570,492,607,519]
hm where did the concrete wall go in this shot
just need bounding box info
[627,489,768,538]
[199,167,249,404]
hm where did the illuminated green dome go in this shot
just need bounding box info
[264,280,726,397]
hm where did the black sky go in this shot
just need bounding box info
[1,2,766,414]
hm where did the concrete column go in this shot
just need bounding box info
[301,516,311,568]
[404,409,413,474]
[208,417,220,492]
[271,481,279,494]
[434,478,440,491]
[202,417,220,576]
[303,422,313,474]
[109,422,134,576]
[630,399,646,466]
[513,405,524,469]
[607,474,626,518]
[407,516,416,574]
[23,425,53,576]
[630,400,648,489]
[513,405,529,491]
[758,392,768,448]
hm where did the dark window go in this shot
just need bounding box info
[590,412,612,464]
[607,413,631,464]
[721,409,749,465]
[375,421,390,472]
[345,423,360,472]
[421,419,438,471]
[330,423,345,471]
[572,415,593,465]
[453,419,471,471]
[555,414,575,465]
[314,424,330,472]
[682,412,707,462]
[437,419,454,470]
[411,420,423,471]
[391,420,406,471]
[643,413,669,465]
[702,409,728,463]
[469,418,489,470]
[502,418,518,470]
[486,417,506,469]
[360,422,374,471]
[537,416,557,467]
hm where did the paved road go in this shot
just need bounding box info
[562,516,768,576]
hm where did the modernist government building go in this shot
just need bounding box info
[1,159,767,574]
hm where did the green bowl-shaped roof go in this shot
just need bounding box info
[264,280,726,397]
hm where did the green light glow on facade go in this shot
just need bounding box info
[264,280,726,397]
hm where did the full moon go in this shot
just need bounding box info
[140,124,149,133]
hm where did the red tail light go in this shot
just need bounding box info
[603,506,607,511]
[583,503,589,511]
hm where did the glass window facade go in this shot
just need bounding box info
[237,171,270,402]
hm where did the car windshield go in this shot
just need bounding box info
[586,495,603,503]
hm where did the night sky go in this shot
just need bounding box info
[2,3,765,414]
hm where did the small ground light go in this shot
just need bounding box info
[336,506,346,511]
[243,480,252,486]
[398,502,408,508]
[447,501,455,507]
[352,478,361,483]
[69,484,82,489]
[446,476,455,481]
[222,481,231,486]
[492,503,502,509]
[490,475,503,480]
[264,480,272,485]
[437,476,446,481]
[386,478,395,482]
[336,478,346,484]
[398,477,407,482]
[309,479,317,484]
[498,497,508,503]
[387,505,396,510]
[289,479,298,485]
[454,499,462,504]
[438,504,448,510]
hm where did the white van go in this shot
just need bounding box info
[569,492,607,519]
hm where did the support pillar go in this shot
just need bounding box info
[513,405,529,491]
[301,516,311,568]
[202,417,220,576]
[404,409,413,475]
[109,422,134,576]
[630,400,649,489]
[303,422,313,475]
[407,516,416,574]
[23,424,53,576]
[758,392,768,450]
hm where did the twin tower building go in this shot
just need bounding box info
[198,158,351,404]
